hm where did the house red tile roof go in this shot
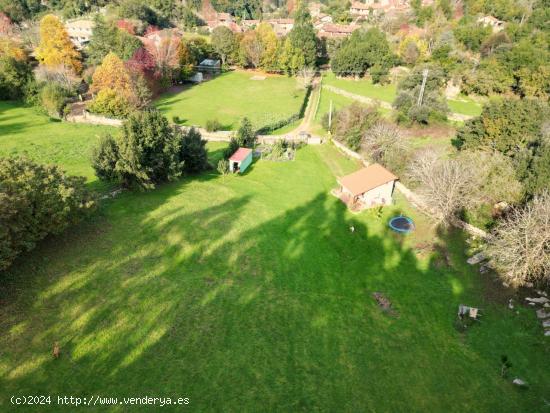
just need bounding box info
[229,148,252,162]
[318,23,358,37]
[338,164,398,197]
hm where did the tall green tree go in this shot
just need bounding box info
[86,16,142,65]
[179,127,209,173]
[211,26,237,65]
[236,117,256,147]
[331,28,394,81]
[115,109,183,189]
[288,1,317,68]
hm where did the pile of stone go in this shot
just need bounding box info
[466,252,492,274]
[527,291,550,336]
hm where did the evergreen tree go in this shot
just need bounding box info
[288,2,317,68]
[115,109,183,189]
[91,134,120,181]
[86,16,142,66]
[455,99,549,154]
[179,127,209,173]
[392,64,449,124]
[236,117,256,147]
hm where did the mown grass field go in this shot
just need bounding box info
[0,136,548,412]
[322,72,483,117]
[0,101,116,190]
[155,71,306,131]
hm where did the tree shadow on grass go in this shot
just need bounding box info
[0,176,548,411]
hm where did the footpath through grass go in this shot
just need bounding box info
[0,101,116,190]
[155,71,306,131]
[0,143,548,412]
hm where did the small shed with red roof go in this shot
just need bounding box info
[229,147,253,173]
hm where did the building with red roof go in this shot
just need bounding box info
[337,164,398,209]
[229,148,253,173]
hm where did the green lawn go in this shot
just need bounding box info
[1,142,548,412]
[0,101,116,190]
[447,95,483,117]
[322,72,483,117]
[155,71,306,131]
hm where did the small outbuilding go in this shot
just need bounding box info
[337,164,398,209]
[229,147,253,173]
[198,59,221,74]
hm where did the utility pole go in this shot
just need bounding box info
[328,99,333,130]
[417,69,429,107]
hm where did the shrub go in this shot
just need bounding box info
[0,157,95,271]
[0,56,32,100]
[330,103,380,151]
[91,134,120,181]
[487,191,550,287]
[88,88,132,118]
[217,159,229,175]
[172,115,180,123]
[40,82,70,118]
[206,119,222,132]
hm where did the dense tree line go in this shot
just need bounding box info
[209,2,318,74]
[455,98,550,198]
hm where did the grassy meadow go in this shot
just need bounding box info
[0,137,548,411]
[322,72,482,117]
[155,71,307,131]
[0,101,116,190]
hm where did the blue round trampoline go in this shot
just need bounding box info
[389,216,415,233]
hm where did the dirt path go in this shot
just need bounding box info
[259,75,322,141]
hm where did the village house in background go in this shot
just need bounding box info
[65,19,95,49]
[335,164,398,210]
[477,15,505,32]
[318,23,359,39]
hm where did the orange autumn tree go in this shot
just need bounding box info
[90,52,133,96]
[89,52,135,117]
[35,15,81,73]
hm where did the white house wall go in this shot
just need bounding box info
[360,181,395,206]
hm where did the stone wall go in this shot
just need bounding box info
[66,110,123,127]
